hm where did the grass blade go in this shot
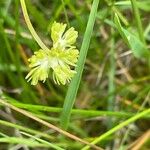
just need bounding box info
[130,0,145,44]
[5,101,147,118]
[81,108,150,150]
[60,0,100,130]
[21,132,65,150]
[0,137,48,147]
[0,120,53,140]
[114,14,150,59]
[0,99,102,150]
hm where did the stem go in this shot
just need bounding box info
[130,0,145,44]
[107,13,116,129]
[60,0,100,130]
[0,120,53,140]
[81,108,150,150]
[20,0,49,51]
[61,0,70,27]
[1,101,140,118]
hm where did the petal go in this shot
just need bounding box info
[26,49,50,85]
[28,49,49,68]
[63,48,79,66]
[52,65,76,85]
[63,27,78,46]
[25,67,38,80]
[51,22,66,44]
[55,48,79,66]
[26,66,49,85]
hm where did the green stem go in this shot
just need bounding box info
[107,13,116,130]
[60,0,100,130]
[61,0,70,27]
[130,0,145,44]
[0,120,53,140]
[1,101,141,118]
[20,0,49,51]
[81,108,150,150]
[21,132,65,150]
[15,0,23,82]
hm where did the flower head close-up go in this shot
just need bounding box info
[25,22,79,85]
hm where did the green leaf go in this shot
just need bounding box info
[0,137,48,147]
[114,13,149,59]
[60,0,100,130]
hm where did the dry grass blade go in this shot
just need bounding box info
[128,130,150,150]
[0,99,103,150]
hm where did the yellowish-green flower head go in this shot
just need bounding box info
[26,22,79,85]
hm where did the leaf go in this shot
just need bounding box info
[114,13,149,59]
[0,137,48,147]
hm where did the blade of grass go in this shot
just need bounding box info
[107,13,116,129]
[15,0,25,86]
[119,91,150,149]
[130,0,145,44]
[21,132,65,150]
[0,120,53,140]
[0,20,15,63]
[0,99,102,150]
[0,137,49,147]
[5,101,148,118]
[61,0,70,27]
[0,132,8,137]
[81,108,150,150]
[1,95,149,118]
[114,13,149,59]
[1,0,12,20]
[60,0,100,130]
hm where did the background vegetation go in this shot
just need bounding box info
[0,0,150,149]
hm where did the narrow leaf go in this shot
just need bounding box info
[114,14,149,59]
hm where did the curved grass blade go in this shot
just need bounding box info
[114,14,150,59]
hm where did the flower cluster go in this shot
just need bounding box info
[26,22,79,85]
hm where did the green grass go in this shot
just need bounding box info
[0,0,150,149]
[60,0,100,130]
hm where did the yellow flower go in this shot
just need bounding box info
[25,22,79,85]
